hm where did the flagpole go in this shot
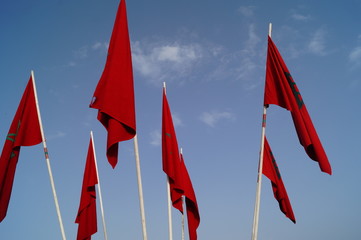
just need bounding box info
[181,196,185,240]
[90,131,109,240]
[133,134,148,240]
[180,148,185,240]
[251,23,272,240]
[166,176,174,240]
[31,70,67,240]
[163,82,174,240]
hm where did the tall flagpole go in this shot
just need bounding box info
[167,176,173,240]
[90,131,108,240]
[164,82,174,240]
[180,148,185,240]
[133,134,148,240]
[31,70,67,240]
[251,23,272,240]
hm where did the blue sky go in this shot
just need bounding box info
[0,0,360,239]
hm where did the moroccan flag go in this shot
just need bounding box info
[180,153,200,240]
[264,36,332,175]
[263,137,295,223]
[162,88,184,212]
[0,75,42,222]
[75,137,98,240]
[90,0,136,168]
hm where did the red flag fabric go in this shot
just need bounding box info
[161,88,184,212]
[263,137,296,223]
[180,153,200,240]
[75,137,98,240]
[264,36,332,175]
[90,0,136,168]
[0,75,42,222]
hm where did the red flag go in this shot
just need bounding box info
[0,75,42,222]
[264,36,332,175]
[263,137,295,223]
[90,0,136,168]
[162,89,183,212]
[75,137,98,240]
[180,153,200,240]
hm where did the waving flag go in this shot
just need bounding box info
[75,137,98,240]
[180,153,200,240]
[263,137,295,223]
[0,75,42,222]
[90,0,136,168]
[162,89,183,212]
[264,36,332,175]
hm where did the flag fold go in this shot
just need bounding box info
[90,0,136,168]
[263,137,295,223]
[180,153,200,240]
[75,137,98,240]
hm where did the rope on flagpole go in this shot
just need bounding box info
[251,22,272,240]
[31,70,67,240]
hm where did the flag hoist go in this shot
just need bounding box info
[252,23,332,240]
[89,0,147,239]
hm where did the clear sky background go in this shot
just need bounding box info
[0,0,360,239]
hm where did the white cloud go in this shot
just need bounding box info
[157,45,198,63]
[308,29,327,56]
[238,6,254,17]
[234,24,262,85]
[132,41,203,85]
[92,41,108,52]
[73,46,89,59]
[291,13,311,21]
[171,112,183,127]
[150,130,161,146]
[47,131,67,140]
[132,26,263,90]
[349,46,361,63]
[199,110,235,127]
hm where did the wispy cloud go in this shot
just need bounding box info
[47,131,67,140]
[68,41,108,67]
[308,29,327,56]
[349,46,361,63]
[199,110,235,127]
[238,6,255,18]
[132,24,264,91]
[171,112,183,127]
[92,41,108,52]
[291,13,311,21]
[150,130,161,146]
[132,40,203,85]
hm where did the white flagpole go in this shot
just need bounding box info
[31,70,67,240]
[181,196,185,240]
[90,131,108,240]
[180,148,185,240]
[251,23,272,240]
[167,176,173,240]
[133,134,148,240]
[163,82,174,240]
